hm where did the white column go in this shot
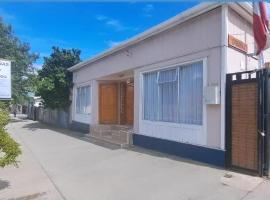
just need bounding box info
[133,69,140,133]
[220,5,228,150]
[91,80,99,125]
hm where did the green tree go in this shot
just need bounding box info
[37,47,81,110]
[0,102,21,168]
[0,18,38,103]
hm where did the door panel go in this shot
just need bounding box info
[99,84,118,124]
[126,84,134,124]
[231,82,258,171]
[119,83,126,125]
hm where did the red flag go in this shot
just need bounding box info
[253,1,270,55]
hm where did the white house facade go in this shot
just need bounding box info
[68,2,269,167]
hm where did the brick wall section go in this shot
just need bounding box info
[231,82,258,171]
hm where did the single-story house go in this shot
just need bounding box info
[68,2,270,168]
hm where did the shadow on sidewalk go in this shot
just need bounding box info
[127,145,225,171]
[10,118,26,123]
[22,121,120,151]
[9,114,28,124]
[21,121,52,131]
[0,179,10,191]
[21,121,226,172]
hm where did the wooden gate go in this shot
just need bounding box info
[226,70,266,175]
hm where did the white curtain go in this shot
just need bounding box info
[143,72,158,121]
[178,62,203,125]
[76,85,91,114]
[143,61,203,125]
[158,69,178,122]
[85,86,91,113]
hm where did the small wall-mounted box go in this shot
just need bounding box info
[203,86,220,104]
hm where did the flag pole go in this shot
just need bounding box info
[259,51,265,69]
[259,52,265,69]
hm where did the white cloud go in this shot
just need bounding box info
[32,63,43,69]
[95,14,133,32]
[142,4,155,18]
[143,4,154,13]
[106,19,126,31]
[96,15,108,21]
[106,40,122,48]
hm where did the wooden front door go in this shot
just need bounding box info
[99,83,118,124]
[125,84,134,124]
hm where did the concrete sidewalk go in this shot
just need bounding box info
[0,119,270,200]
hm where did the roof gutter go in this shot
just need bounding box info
[229,2,252,23]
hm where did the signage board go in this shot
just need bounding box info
[228,34,248,53]
[0,59,11,99]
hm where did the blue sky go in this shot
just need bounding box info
[0,2,199,68]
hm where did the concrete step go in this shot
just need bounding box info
[89,124,133,147]
[90,124,132,132]
[83,134,130,149]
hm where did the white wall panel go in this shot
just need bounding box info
[74,113,91,124]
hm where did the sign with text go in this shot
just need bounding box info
[0,59,11,99]
[228,34,248,53]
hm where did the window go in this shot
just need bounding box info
[158,69,178,123]
[143,72,158,121]
[143,61,203,125]
[76,85,91,114]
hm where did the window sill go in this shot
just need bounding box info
[141,120,203,130]
[76,113,91,116]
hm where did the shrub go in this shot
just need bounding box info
[0,129,21,167]
[0,101,21,167]
[0,111,9,129]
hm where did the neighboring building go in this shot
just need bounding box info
[27,96,42,120]
[68,3,270,168]
[33,96,43,107]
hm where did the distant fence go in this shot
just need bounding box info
[28,106,69,129]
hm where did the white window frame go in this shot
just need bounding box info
[139,58,207,131]
[75,84,92,115]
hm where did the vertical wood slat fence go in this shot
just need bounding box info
[27,106,69,129]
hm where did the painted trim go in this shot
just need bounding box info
[133,134,225,167]
[220,5,228,150]
[139,72,144,134]
[202,57,208,146]
[75,80,92,87]
[139,57,207,74]
[141,120,202,130]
